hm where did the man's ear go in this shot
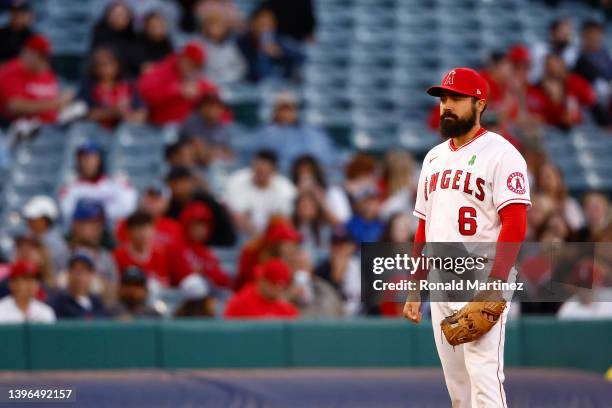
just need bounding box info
[477,99,487,116]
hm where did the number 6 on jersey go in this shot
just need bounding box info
[458,206,477,236]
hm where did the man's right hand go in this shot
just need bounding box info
[403,300,422,323]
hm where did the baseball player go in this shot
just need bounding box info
[403,67,531,407]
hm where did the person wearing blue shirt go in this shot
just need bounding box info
[49,253,108,319]
[255,91,336,168]
[345,186,384,244]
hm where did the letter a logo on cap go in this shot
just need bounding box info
[444,70,456,86]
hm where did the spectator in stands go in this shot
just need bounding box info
[0,1,35,63]
[224,258,299,319]
[165,139,198,168]
[535,162,585,231]
[574,20,612,126]
[326,153,377,224]
[530,18,578,83]
[234,216,301,290]
[290,155,340,224]
[262,0,315,42]
[506,44,544,133]
[22,195,69,275]
[66,200,118,305]
[380,212,415,243]
[314,226,361,316]
[575,191,610,242]
[110,266,162,319]
[113,210,181,287]
[199,3,246,84]
[0,34,74,125]
[59,142,138,224]
[557,262,612,319]
[374,213,416,316]
[287,247,344,318]
[11,231,54,291]
[291,155,327,194]
[180,93,234,165]
[0,261,55,323]
[345,185,384,243]
[165,166,237,246]
[292,191,331,259]
[526,193,556,241]
[133,11,174,74]
[378,151,415,221]
[574,20,612,85]
[138,41,218,126]
[78,48,145,128]
[90,1,139,78]
[237,5,304,82]
[179,202,232,288]
[174,273,216,317]
[536,211,572,242]
[178,0,243,33]
[254,91,336,167]
[527,54,597,129]
[479,51,521,127]
[224,149,297,235]
[115,183,183,251]
[50,253,108,319]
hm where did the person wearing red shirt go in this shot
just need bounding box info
[224,258,298,319]
[234,216,301,290]
[113,210,187,287]
[137,41,218,125]
[527,53,597,129]
[79,47,145,128]
[115,183,183,250]
[178,202,232,288]
[0,34,73,124]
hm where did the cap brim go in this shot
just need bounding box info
[427,85,472,97]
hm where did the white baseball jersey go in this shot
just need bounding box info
[413,128,531,242]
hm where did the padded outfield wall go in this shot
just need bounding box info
[0,318,610,373]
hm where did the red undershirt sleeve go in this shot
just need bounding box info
[489,203,528,281]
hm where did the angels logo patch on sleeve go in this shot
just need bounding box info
[506,172,526,194]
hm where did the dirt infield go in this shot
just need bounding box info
[0,368,610,407]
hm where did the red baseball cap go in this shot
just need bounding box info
[265,222,302,244]
[255,258,292,286]
[427,67,489,100]
[508,45,530,65]
[180,202,213,225]
[181,41,206,66]
[9,261,40,279]
[24,34,51,57]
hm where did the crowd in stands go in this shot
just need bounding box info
[0,0,610,323]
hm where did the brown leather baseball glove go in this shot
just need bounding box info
[440,300,506,346]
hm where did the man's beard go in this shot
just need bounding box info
[440,107,477,139]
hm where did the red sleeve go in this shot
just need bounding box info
[169,246,193,287]
[137,69,182,107]
[489,203,528,281]
[569,74,597,107]
[204,250,233,288]
[412,218,428,280]
[114,219,129,245]
[234,247,257,290]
